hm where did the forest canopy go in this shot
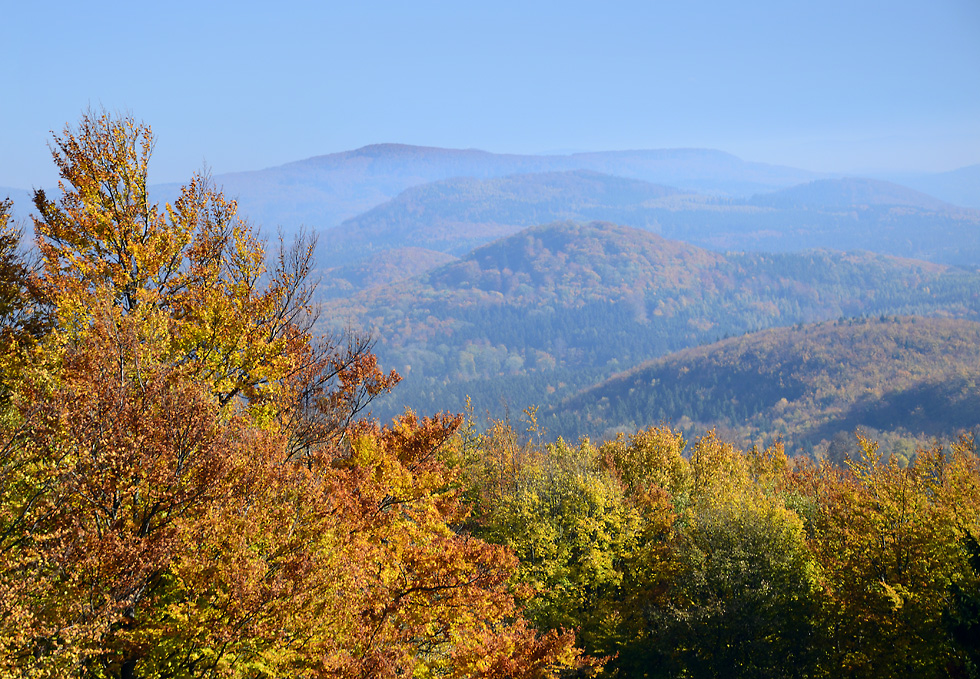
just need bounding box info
[1,113,979,679]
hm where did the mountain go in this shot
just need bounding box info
[748,177,953,211]
[203,145,821,235]
[545,316,980,453]
[15,146,977,271]
[560,148,821,195]
[320,172,980,275]
[321,221,980,424]
[882,164,980,209]
[321,170,684,264]
[12,147,979,277]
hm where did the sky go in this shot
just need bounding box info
[3,0,979,189]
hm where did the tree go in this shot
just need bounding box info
[614,433,820,679]
[31,112,397,424]
[0,198,45,393]
[461,419,645,664]
[0,112,582,678]
[653,487,819,678]
[799,436,980,678]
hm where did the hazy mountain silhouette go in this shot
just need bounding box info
[319,171,980,277]
[206,144,822,234]
[881,164,980,209]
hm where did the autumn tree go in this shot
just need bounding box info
[0,198,45,389]
[796,436,980,677]
[0,112,582,678]
[30,113,397,424]
[655,435,818,678]
[478,436,642,655]
[466,424,825,678]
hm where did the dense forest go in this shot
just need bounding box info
[324,221,980,431]
[546,316,980,452]
[2,114,980,678]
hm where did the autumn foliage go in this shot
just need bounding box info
[0,113,581,678]
[3,112,980,679]
[462,416,980,678]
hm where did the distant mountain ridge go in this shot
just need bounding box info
[7,145,979,235]
[9,145,980,279]
[202,144,824,234]
[192,146,980,239]
[749,177,954,211]
[321,170,684,263]
[289,144,817,190]
[9,144,980,267]
[880,164,980,209]
[320,172,980,274]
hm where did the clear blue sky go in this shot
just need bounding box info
[3,0,979,189]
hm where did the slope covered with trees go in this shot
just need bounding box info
[324,221,980,423]
[547,316,980,451]
[461,419,980,678]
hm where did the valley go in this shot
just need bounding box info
[7,143,980,454]
[203,147,980,453]
[319,219,980,450]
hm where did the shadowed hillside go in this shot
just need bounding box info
[546,316,980,452]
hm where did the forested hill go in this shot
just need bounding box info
[546,316,980,453]
[319,172,980,273]
[322,221,980,424]
[748,177,953,210]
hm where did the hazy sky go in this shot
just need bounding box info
[3,0,979,189]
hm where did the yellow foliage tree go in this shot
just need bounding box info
[0,112,583,678]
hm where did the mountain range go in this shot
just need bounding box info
[211,145,822,233]
[319,171,980,272]
[6,144,979,272]
[881,164,980,209]
[5,143,980,454]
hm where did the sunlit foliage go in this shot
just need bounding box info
[0,113,582,678]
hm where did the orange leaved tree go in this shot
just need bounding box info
[0,112,582,678]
